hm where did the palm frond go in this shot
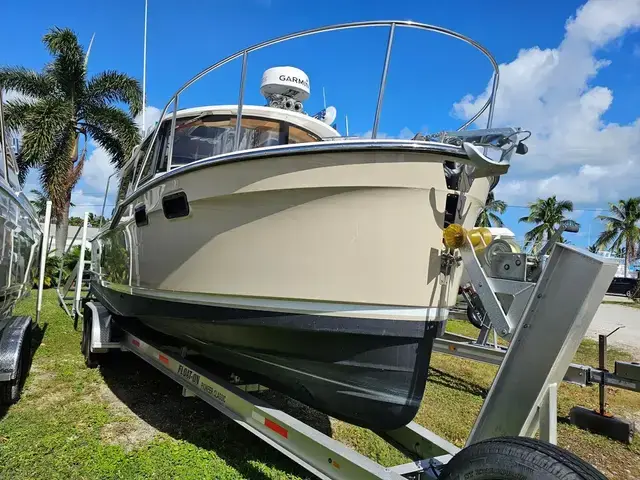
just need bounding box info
[84,103,140,156]
[18,98,73,170]
[86,71,142,116]
[488,212,504,227]
[0,67,56,98]
[2,99,37,132]
[557,199,574,212]
[42,27,86,100]
[85,125,127,168]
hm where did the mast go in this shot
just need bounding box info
[142,0,148,133]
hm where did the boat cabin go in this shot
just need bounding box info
[117,104,340,203]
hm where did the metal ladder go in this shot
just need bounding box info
[54,212,91,320]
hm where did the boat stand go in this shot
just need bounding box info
[80,241,617,479]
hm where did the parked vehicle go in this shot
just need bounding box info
[607,276,639,298]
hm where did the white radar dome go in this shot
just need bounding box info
[260,66,310,101]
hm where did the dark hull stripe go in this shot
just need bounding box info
[92,283,440,430]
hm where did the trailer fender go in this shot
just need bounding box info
[0,316,33,382]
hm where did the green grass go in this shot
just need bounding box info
[1,291,639,479]
[602,300,640,309]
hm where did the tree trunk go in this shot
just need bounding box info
[625,239,630,278]
[54,200,71,257]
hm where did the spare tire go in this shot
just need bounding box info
[439,436,607,480]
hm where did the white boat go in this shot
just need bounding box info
[0,95,41,319]
[91,21,530,430]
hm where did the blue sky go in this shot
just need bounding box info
[2,0,640,248]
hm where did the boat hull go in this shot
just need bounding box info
[92,281,440,431]
[93,145,491,429]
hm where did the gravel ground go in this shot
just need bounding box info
[587,303,640,359]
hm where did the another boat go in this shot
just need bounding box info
[90,21,529,430]
[0,93,41,320]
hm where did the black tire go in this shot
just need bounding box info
[439,436,607,480]
[81,313,99,368]
[467,304,484,329]
[0,326,32,405]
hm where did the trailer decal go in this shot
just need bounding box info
[252,411,288,439]
[177,364,201,386]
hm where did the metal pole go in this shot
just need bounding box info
[72,212,89,319]
[99,172,116,227]
[142,0,148,134]
[345,115,349,137]
[598,334,607,414]
[233,51,248,152]
[36,201,52,324]
[166,95,178,171]
[372,23,395,139]
[486,72,498,129]
[0,89,9,180]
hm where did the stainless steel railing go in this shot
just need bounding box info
[133,20,500,190]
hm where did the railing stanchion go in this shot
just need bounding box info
[372,23,395,139]
[72,212,89,320]
[234,51,249,152]
[36,200,52,325]
[167,95,179,171]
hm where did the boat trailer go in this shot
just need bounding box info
[80,229,619,479]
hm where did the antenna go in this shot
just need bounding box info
[84,33,96,69]
[322,87,326,109]
[142,0,148,134]
[345,115,349,137]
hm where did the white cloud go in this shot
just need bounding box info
[135,105,162,137]
[453,0,640,205]
[356,127,415,139]
[69,189,109,218]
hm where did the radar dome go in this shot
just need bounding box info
[260,66,310,102]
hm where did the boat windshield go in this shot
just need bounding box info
[169,114,320,167]
[128,112,323,193]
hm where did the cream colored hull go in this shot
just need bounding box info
[95,148,489,316]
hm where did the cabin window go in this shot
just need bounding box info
[169,114,321,167]
[5,149,20,189]
[116,164,134,203]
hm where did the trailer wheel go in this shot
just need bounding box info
[466,304,484,329]
[0,326,31,405]
[81,312,99,368]
[439,436,607,480]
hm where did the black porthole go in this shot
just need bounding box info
[134,204,148,227]
[162,191,190,219]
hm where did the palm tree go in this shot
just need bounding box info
[0,27,141,254]
[595,197,640,278]
[475,192,507,228]
[587,244,599,254]
[29,188,48,221]
[518,196,579,253]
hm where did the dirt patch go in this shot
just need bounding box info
[94,384,159,451]
[100,420,157,452]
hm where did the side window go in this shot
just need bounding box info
[137,125,168,183]
[136,137,154,184]
[6,153,20,189]
[116,163,134,203]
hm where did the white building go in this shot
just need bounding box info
[41,224,100,254]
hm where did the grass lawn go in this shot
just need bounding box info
[0,291,639,479]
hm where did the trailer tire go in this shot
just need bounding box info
[466,304,484,329]
[0,326,31,405]
[81,312,99,368]
[439,436,607,480]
